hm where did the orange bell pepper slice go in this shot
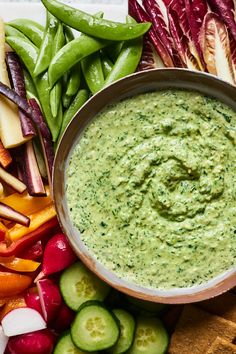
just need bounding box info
[0,257,40,272]
[9,204,56,242]
[0,221,9,244]
[0,295,26,321]
[0,272,32,297]
[2,186,52,215]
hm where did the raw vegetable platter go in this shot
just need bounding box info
[0,0,235,353]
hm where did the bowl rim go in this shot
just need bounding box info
[53,68,236,304]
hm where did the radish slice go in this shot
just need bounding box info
[35,233,77,280]
[0,166,26,193]
[25,289,43,317]
[0,325,8,354]
[7,329,55,354]
[0,202,30,226]
[36,279,62,324]
[1,308,46,337]
[54,303,75,331]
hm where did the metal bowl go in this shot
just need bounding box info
[53,68,236,304]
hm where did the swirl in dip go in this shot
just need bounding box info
[66,89,236,289]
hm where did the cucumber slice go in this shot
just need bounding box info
[54,332,95,354]
[108,309,136,354]
[71,301,120,352]
[60,262,110,310]
[127,317,169,354]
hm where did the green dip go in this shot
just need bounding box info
[66,90,236,289]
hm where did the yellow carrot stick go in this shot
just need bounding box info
[0,18,29,148]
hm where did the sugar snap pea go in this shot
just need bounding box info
[41,0,151,41]
[105,42,124,63]
[63,25,74,43]
[50,22,65,118]
[65,62,81,97]
[8,19,44,47]
[81,52,104,94]
[7,36,61,141]
[59,89,89,140]
[5,24,27,40]
[48,35,110,88]
[23,69,38,100]
[62,94,72,109]
[104,16,142,86]
[101,53,113,78]
[34,12,58,76]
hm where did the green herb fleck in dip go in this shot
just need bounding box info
[66,90,236,289]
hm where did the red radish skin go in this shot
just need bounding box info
[36,279,62,324]
[24,290,43,317]
[54,303,75,332]
[35,233,77,280]
[19,241,43,261]
[1,308,46,337]
[7,329,55,354]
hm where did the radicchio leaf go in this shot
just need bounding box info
[230,34,236,82]
[166,0,205,69]
[138,35,165,71]
[129,0,175,67]
[184,0,208,69]
[168,6,201,70]
[199,12,235,84]
[208,0,236,43]
[142,0,181,66]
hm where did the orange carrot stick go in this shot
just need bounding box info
[0,140,12,168]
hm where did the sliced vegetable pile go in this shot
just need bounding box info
[4,0,151,145]
[0,1,171,353]
[55,261,169,354]
[0,251,169,354]
[129,0,236,85]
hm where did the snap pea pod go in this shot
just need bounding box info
[34,12,58,76]
[104,16,143,86]
[63,25,74,43]
[41,0,151,41]
[65,62,81,97]
[105,41,124,63]
[101,53,113,78]
[6,36,61,141]
[48,35,110,88]
[8,19,44,47]
[59,89,89,141]
[50,22,65,118]
[62,94,72,109]
[61,25,75,104]
[81,52,104,94]
[23,68,38,100]
[5,24,26,40]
